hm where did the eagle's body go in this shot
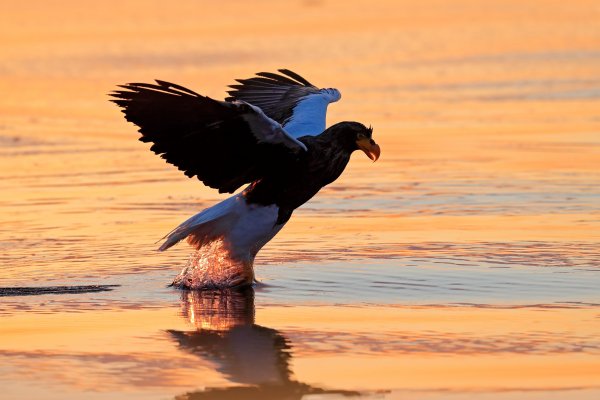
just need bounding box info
[244,126,357,223]
[110,69,380,288]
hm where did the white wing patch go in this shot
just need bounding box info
[283,89,342,138]
[237,101,308,151]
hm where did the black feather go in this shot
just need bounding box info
[225,69,321,125]
[255,72,300,85]
[278,69,315,87]
[109,80,302,193]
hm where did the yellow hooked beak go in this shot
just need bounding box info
[356,137,381,161]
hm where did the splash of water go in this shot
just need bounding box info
[171,239,255,289]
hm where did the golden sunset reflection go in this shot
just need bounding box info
[1,298,598,398]
[1,0,599,399]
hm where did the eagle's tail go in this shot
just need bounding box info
[158,194,241,252]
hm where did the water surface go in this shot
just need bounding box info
[1,1,599,399]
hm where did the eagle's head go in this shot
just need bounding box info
[326,121,381,161]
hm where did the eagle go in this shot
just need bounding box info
[110,69,380,288]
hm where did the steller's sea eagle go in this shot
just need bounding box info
[110,69,380,288]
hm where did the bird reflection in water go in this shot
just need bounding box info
[169,288,361,399]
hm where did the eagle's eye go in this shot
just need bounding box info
[357,133,366,139]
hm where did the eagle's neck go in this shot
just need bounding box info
[307,134,352,186]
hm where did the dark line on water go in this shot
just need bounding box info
[0,285,120,297]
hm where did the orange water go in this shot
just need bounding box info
[1,1,599,399]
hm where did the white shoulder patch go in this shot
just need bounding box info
[236,101,307,152]
[283,89,341,138]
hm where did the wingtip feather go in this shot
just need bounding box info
[278,68,315,87]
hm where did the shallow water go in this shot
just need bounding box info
[1,1,599,399]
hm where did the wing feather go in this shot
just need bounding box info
[110,80,305,194]
[255,71,301,85]
[278,68,315,86]
[225,69,341,138]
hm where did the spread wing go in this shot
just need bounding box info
[225,69,341,138]
[110,80,306,194]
